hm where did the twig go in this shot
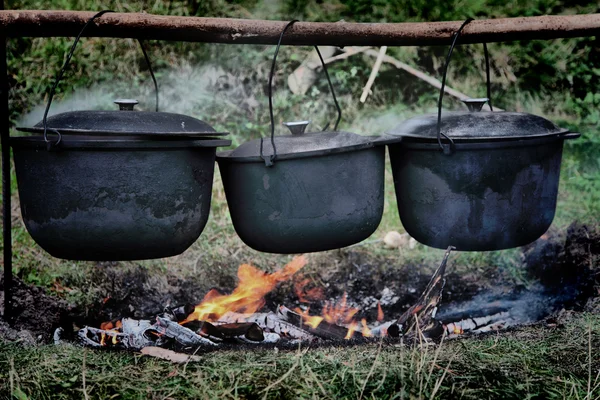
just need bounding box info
[360,46,387,103]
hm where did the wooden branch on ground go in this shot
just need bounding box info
[0,11,598,45]
[332,47,500,111]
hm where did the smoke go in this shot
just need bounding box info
[436,282,582,326]
[17,63,243,130]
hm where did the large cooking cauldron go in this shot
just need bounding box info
[11,13,231,261]
[386,21,579,251]
[386,99,579,251]
[13,100,231,260]
[217,21,396,254]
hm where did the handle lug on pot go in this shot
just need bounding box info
[283,120,311,136]
[462,98,489,112]
[114,99,139,111]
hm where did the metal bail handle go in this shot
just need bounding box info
[41,10,159,150]
[436,18,494,154]
[261,20,342,167]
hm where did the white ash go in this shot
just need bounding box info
[360,287,400,310]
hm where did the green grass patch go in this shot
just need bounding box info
[1,313,599,399]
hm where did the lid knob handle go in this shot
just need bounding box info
[462,98,489,112]
[114,99,139,111]
[283,120,311,136]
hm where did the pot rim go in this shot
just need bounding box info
[395,127,571,142]
[10,135,231,149]
[392,132,580,151]
[17,126,229,137]
[217,134,398,163]
[217,141,380,163]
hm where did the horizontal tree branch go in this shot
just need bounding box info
[0,11,598,45]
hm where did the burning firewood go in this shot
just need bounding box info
[78,318,156,349]
[198,321,265,342]
[387,246,454,340]
[277,305,360,340]
[215,311,318,341]
[155,317,217,347]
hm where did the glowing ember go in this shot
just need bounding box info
[183,256,307,323]
[294,277,325,303]
[294,292,378,339]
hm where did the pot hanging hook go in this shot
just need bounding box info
[436,18,494,154]
[42,10,160,150]
[261,20,343,166]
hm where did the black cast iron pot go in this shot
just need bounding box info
[217,121,392,253]
[12,100,231,260]
[216,22,398,254]
[386,98,579,251]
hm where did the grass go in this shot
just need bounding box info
[1,313,599,399]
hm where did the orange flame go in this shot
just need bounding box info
[99,320,122,346]
[361,319,372,337]
[294,307,324,329]
[322,293,359,325]
[183,256,307,323]
[345,321,358,339]
[377,301,384,322]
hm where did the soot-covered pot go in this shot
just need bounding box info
[12,100,231,260]
[217,120,392,253]
[386,98,579,251]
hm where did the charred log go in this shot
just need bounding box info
[276,305,360,340]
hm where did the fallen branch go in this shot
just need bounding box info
[360,46,387,103]
[345,47,500,111]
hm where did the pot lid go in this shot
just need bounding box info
[17,99,228,137]
[387,98,568,141]
[218,120,388,162]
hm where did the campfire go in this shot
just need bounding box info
[74,247,510,353]
[61,222,598,359]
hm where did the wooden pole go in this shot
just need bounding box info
[0,11,598,45]
[0,2,11,323]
